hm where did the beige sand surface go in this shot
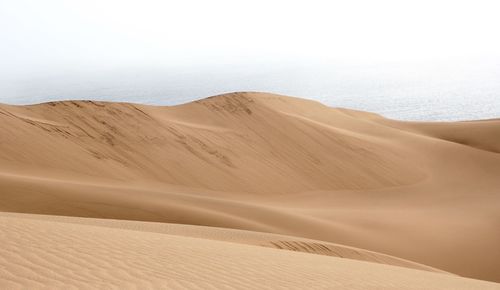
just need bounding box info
[1,92,499,287]
[2,214,499,290]
[0,211,446,274]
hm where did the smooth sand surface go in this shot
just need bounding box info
[1,92,499,288]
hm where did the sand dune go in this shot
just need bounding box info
[0,211,446,274]
[2,213,499,290]
[1,92,499,287]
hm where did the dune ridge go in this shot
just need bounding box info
[1,92,499,287]
[3,213,500,289]
[0,212,447,274]
[3,213,499,290]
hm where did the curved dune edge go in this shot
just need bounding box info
[0,212,447,274]
[1,92,500,284]
[2,214,500,290]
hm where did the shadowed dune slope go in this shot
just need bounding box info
[1,92,500,284]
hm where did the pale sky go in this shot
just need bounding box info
[0,0,500,119]
[1,0,500,76]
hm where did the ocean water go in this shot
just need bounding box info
[1,61,499,121]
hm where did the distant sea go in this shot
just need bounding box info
[1,60,499,121]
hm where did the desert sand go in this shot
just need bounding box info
[0,92,499,288]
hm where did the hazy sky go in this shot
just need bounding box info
[1,0,500,114]
[2,0,500,74]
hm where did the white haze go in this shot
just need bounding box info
[0,0,499,120]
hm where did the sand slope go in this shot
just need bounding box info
[1,92,500,286]
[0,93,425,192]
[0,212,446,274]
[2,213,499,290]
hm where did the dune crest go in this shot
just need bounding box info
[3,213,500,290]
[0,92,425,192]
[1,92,500,286]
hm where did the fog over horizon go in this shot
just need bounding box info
[1,0,499,120]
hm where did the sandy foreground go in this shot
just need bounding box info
[0,92,499,288]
